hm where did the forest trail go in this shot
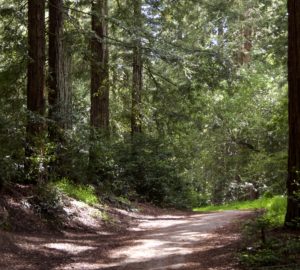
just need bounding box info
[99,210,251,270]
[0,209,252,270]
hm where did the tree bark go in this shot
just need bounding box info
[48,0,72,179]
[238,27,252,64]
[131,0,143,134]
[90,0,110,130]
[130,0,145,192]
[285,0,300,228]
[237,17,252,65]
[89,0,110,183]
[25,0,46,182]
[48,0,71,137]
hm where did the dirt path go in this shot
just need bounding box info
[99,210,251,270]
[0,210,252,270]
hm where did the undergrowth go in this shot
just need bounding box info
[239,233,300,269]
[194,196,286,222]
[29,183,65,226]
[55,179,99,205]
[194,196,300,269]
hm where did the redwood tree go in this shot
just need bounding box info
[25,0,46,182]
[131,0,143,135]
[48,0,71,138]
[130,0,145,193]
[90,0,109,130]
[89,0,110,182]
[48,0,72,178]
[285,0,300,227]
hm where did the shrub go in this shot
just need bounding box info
[29,183,64,220]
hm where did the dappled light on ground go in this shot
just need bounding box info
[43,243,97,255]
[0,211,252,270]
[95,211,251,270]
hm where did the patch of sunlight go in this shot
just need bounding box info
[151,262,201,270]
[54,262,101,270]
[109,238,196,265]
[55,178,99,205]
[194,196,285,213]
[44,243,96,255]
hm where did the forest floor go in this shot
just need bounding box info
[0,185,253,270]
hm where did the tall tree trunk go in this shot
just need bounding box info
[48,0,71,137]
[237,15,252,65]
[130,0,145,195]
[131,0,143,135]
[90,0,110,130]
[89,0,110,183]
[238,27,252,65]
[25,0,46,182]
[235,2,253,65]
[285,0,300,228]
[48,0,72,179]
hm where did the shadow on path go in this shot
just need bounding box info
[0,211,252,270]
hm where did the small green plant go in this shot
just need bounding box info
[240,248,283,267]
[55,178,99,205]
[29,183,64,222]
[101,211,111,222]
[239,236,300,268]
[92,209,115,224]
[264,195,287,226]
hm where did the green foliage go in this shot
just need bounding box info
[29,183,64,220]
[237,196,298,269]
[0,0,289,209]
[87,134,201,208]
[55,178,99,205]
[127,135,201,208]
[239,236,300,268]
[240,248,283,267]
[264,196,287,226]
[194,196,286,218]
[54,128,90,183]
